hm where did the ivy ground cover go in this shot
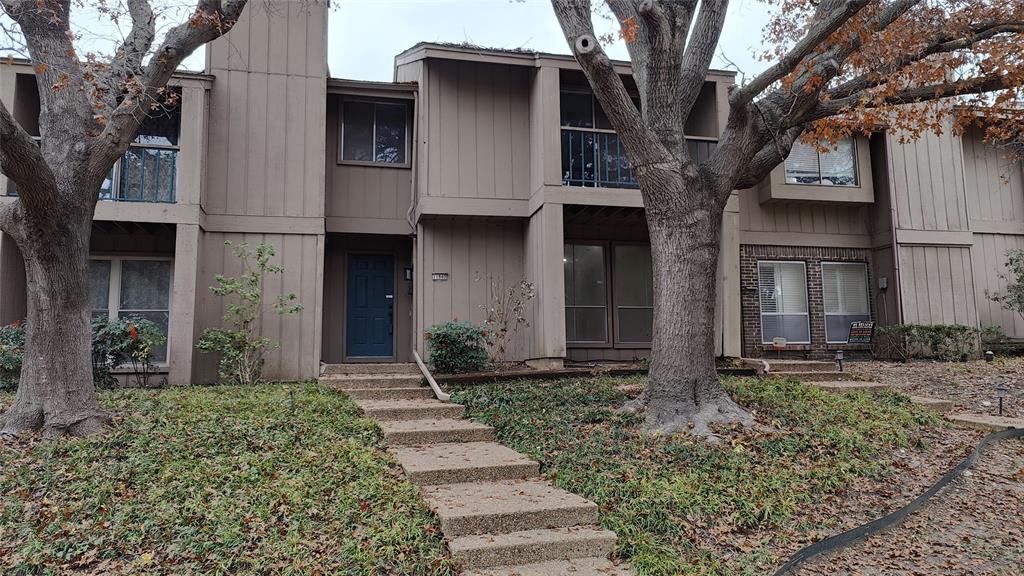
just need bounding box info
[0,383,454,576]
[453,376,964,576]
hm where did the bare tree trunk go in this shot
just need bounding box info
[1,192,107,437]
[625,182,753,437]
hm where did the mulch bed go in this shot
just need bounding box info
[848,358,1024,418]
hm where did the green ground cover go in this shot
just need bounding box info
[452,375,948,576]
[0,383,454,576]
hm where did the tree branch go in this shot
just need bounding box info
[731,0,874,106]
[678,0,728,121]
[0,97,55,219]
[549,0,664,166]
[94,0,157,111]
[95,0,249,169]
[813,73,1013,119]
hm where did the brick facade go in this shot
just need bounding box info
[740,244,875,359]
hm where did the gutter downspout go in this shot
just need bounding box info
[885,132,904,325]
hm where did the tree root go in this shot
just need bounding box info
[1,406,111,438]
[640,394,754,440]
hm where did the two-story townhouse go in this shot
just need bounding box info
[1,2,1021,385]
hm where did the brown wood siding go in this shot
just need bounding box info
[321,234,414,363]
[205,2,326,219]
[325,97,413,224]
[887,130,969,232]
[416,218,530,360]
[738,188,871,236]
[193,231,324,383]
[963,130,1024,227]
[972,233,1024,338]
[897,245,976,327]
[425,60,531,200]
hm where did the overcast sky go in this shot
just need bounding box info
[2,0,774,81]
[327,0,773,82]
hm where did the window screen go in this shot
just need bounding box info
[89,258,172,363]
[822,262,870,343]
[564,244,608,343]
[614,244,653,344]
[758,261,810,343]
[784,138,858,186]
[342,100,407,164]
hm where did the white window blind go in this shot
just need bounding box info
[822,262,870,343]
[784,138,858,186]
[758,261,810,343]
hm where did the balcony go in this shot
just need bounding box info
[7,145,177,204]
[560,128,716,189]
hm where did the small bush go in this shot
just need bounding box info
[0,321,25,391]
[0,318,165,391]
[424,321,489,374]
[196,241,302,386]
[873,323,979,362]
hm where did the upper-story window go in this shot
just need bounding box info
[340,100,408,166]
[784,138,858,187]
[106,94,181,203]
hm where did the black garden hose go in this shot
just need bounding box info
[773,426,1024,575]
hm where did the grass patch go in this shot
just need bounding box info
[452,375,946,576]
[0,383,454,576]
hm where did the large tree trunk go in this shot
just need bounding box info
[1,192,107,438]
[626,183,753,437]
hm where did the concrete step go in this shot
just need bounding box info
[379,418,495,446]
[946,413,1024,431]
[814,381,891,393]
[464,558,634,576]
[322,374,424,389]
[391,441,540,486]
[772,370,859,382]
[421,479,598,537]
[322,362,420,375]
[345,387,435,401]
[909,395,955,414]
[449,526,617,570]
[765,360,839,373]
[356,399,464,421]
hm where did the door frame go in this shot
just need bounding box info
[343,250,398,363]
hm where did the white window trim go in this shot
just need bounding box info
[757,260,811,345]
[91,256,174,366]
[783,138,859,188]
[338,99,411,168]
[821,261,871,344]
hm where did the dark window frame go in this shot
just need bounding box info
[338,98,411,168]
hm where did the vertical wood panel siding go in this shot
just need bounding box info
[193,231,324,383]
[425,60,531,200]
[738,188,871,236]
[972,233,1024,338]
[963,130,1024,226]
[324,98,413,223]
[0,233,26,325]
[205,1,326,218]
[897,245,977,327]
[886,131,969,231]
[416,219,529,360]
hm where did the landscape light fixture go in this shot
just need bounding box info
[995,383,1008,417]
[985,350,995,362]
[834,349,844,372]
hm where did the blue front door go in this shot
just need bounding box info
[346,254,394,358]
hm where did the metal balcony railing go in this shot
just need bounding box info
[561,128,717,189]
[7,145,177,203]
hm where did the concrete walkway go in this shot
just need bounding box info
[321,363,633,576]
[760,360,1024,430]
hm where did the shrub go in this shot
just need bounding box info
[873,323,979,362]
[0,318,165,391]
[196,241,302,386]
[424,321,489,374]
[0,321,25,391]
[476,275,536,364]
[986,249,1024,324]
[91,316,167,388]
